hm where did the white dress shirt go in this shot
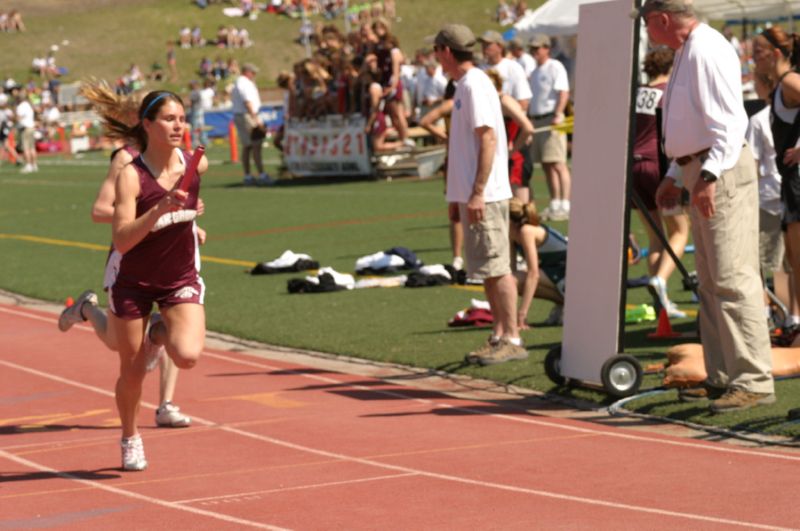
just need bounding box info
[663,23,747,180]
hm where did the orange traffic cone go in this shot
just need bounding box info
[183,127,192,151]
[6,129,17,164]
[65,296,74,307]
[228,120,239,163]
[648,308,682,339]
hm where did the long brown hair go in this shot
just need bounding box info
[760,26,800,68]
[81,81,184,152]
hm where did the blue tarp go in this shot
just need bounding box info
[203,103,284,138]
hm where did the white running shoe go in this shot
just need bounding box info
[144,313,166,372]
[666,301,687,319]
[58,290,98,332]
[121,435,147,471]
[156,401,191,428]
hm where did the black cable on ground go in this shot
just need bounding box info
[608,388,800,448]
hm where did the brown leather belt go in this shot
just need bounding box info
[675,148,710,166]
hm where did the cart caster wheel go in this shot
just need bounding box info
[544,346,566,386]
[600,355,643,397]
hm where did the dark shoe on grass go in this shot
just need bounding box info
[787,408,800,421]
[710,388,775,413]
[678,382,726,403]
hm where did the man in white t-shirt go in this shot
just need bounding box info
[478,30,531,112]
[527,33,572,221]
[15,91,37,174]
[435,23,528,366]
[507,37,537,78]
[231,63,272,185]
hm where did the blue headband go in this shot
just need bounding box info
[140,93,168,120]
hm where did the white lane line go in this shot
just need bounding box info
[1,310,797,529]
[199,351,800,463]
[0,450,289,530]
[176,472,419,505]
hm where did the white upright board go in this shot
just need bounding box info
[560,0,636,383]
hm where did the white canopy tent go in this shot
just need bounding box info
[514,0,800,38]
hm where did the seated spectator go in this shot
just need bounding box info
[228,26,241,49]
[515,0,528,19]
[199,56,213,78]
[496,0,516,26]
[213,56,228,80]
[148,62,164,82]
[191,25,205,47]
[8,10,24,32]
[362,54,403,152]
[299,59,331,118]
[216,25,229,48]
[227,58,241,78]
[179,26,192,49]
[240,27,253,48]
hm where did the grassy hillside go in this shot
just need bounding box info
[0,0,545,95]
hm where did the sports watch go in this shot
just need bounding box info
[700,170,717,183]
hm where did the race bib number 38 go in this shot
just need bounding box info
[635,87,663,116]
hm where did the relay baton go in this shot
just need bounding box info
[179,145,205,193]
[534,116,574,135]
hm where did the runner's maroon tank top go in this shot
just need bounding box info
[116,151,201,291]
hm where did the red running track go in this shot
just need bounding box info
[1,301,799,530]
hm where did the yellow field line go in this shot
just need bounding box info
[0,233,256,268]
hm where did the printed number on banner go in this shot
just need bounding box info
[635,87,663,116]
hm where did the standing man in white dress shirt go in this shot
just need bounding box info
[640,0,774,412]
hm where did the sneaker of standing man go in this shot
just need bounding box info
[476,338,529,366]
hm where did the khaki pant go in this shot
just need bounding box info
[530,116,567,164]
[684,145,774,394]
